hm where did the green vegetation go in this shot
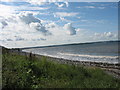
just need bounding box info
[2,48,120,89]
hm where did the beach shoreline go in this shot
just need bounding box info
[2,46,120,78]
[6,46,119,68]
[20,51,120,79]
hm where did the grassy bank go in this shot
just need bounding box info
[2,48,120,89]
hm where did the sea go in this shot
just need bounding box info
[22,41,119,64]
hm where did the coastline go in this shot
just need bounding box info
[2,46,120,78]
[2,46,120,89]
[18,50,120,69]
[24,52,120,79]
[35,54,120,78]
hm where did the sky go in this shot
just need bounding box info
[0,0,119,48]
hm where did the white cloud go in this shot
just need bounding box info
[0,1,118,48]
[0,19,8,29]
[15,36,25,41]
[1,10,117,47]
[18,12,41,24]
[0,12,53,43]
[64,1,69,7]
[0,11,78,46]
[84,6,96,8]
[0,4,15,17]
[64,23,76,35]
[17,6,49,11]
[55,3,65,8]
[54,1,69,8]
[45,22,57,28]
[29,22,52,36]
[45,22,76,36]
[59,17,72,22]
[25,0,66,5]
[1,16,118,48]
[26,0,48,5]
[77,6,95,9]
[80,20,89,22]
[77,17,81,19]
[1,0,119,3]
[0,3,49,16]
[103,32,115,37]
[0,0,14,2]
[77,6,106,9]
[94,32,117,39]
[45,23,66,36]
[54,12,79,17]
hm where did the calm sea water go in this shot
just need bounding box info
[23,41,119,64]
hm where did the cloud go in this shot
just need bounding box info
[64,23,76,35]
[77,6,95,9]
[59,17,72,22]
[45,22,57,28]
[54,3,65,8]
[0,12,52,42]
[77,6,105,9]
[64,1,69,7]
[1,0,119,2]
[0,11,77,45]
[54,12,79,17]
[45,22,76,36]
[84,6,96,8]
[32,38,46,41]
[17,6,49,11]
[0,19,8,29]
[15,36,25,41]
[94,32,117,38]
[0,3,49,16]
[0,0,14,2]
[30,22,52,36]
[0,4,15,17]
[54,1,69,8]
[104,32,114,37]
[0,1,118,48]
[77,17,81,19]
[19,12,41,24]
[25,0,48,5]
[25,0,67,5]
[18,12,52,36]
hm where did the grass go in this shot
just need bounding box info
[2,48,120,89]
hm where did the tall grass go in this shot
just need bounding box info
[2,48,120,89]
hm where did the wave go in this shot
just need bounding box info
[58,53,119,59]
[22,50,119,64]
